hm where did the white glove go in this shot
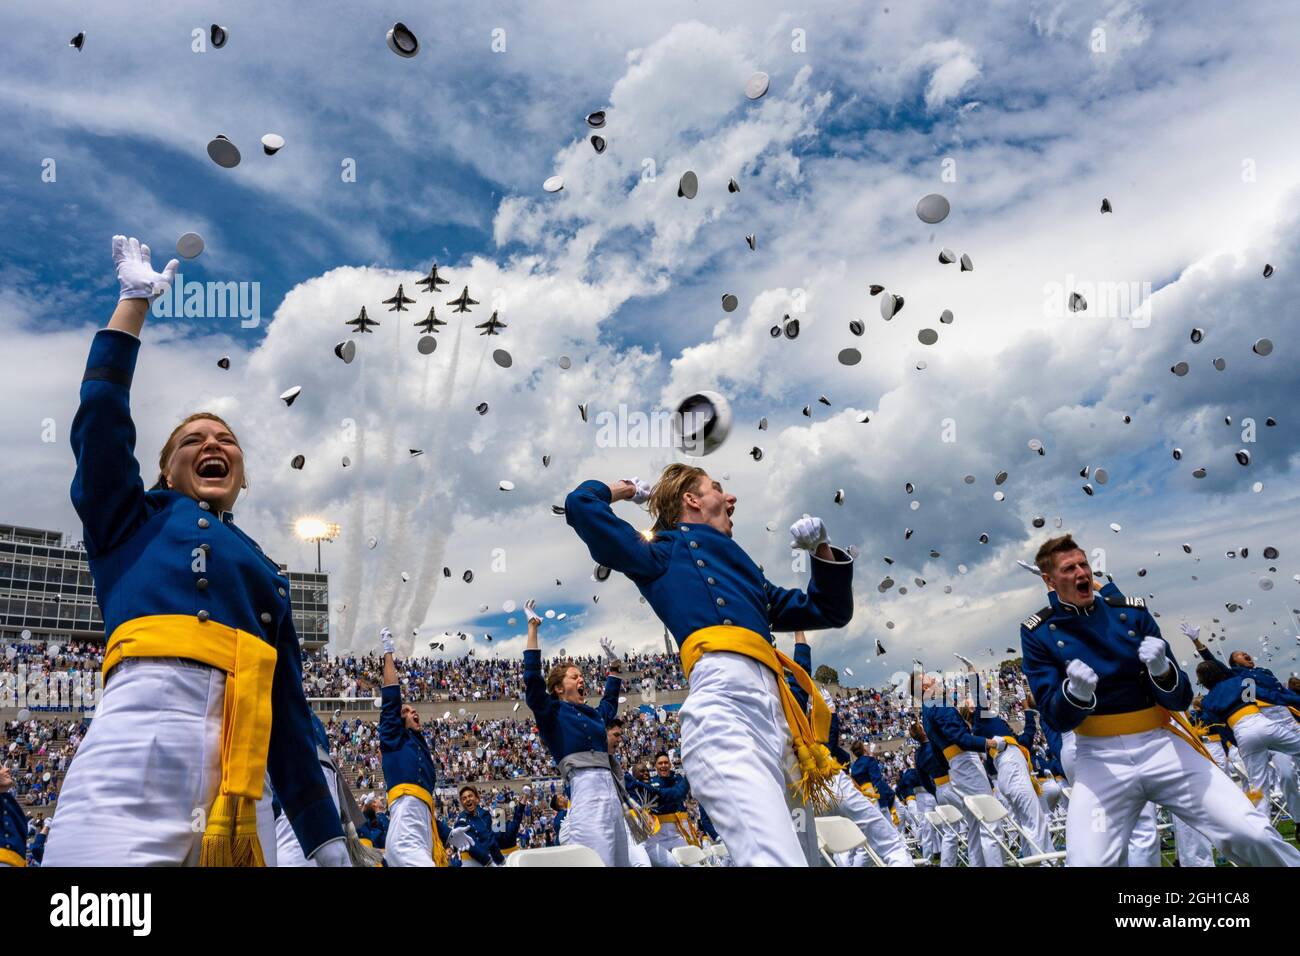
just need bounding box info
[380,627,395,655]
[1179,622,1200,642]
[953,652,975,670]
[598,636,617,661]
[310,837,353,867]
[1138,636,1171,678]
[789,514,828,552]
[622,477,653,505]
[1065,659,1098,703]
[112,235,178,302]
[447,825,474,851]
[988,736,1007,754]
[524,599,542,624]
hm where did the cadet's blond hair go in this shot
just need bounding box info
[647,463,709,532]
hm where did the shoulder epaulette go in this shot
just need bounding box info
[1022,605,1054,630]
[1104,595,1146,609]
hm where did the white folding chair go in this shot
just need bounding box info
[964,794,1064,866]
[671,844,708,867]
[931,804,970,866]
[814,815,884,867]
[706,842,730,865]
[504,845,605,867]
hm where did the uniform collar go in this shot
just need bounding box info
[1048,590,1096,616]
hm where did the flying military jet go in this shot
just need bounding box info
[474,311,507,336]
[413,307,447,334]
[415,262,450,293]
[345,306,380,333]
[446,286,479,313]
[383,284,416,312]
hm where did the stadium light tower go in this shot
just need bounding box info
[294,516,341,573]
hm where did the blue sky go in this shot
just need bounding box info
[2,0,1299,685]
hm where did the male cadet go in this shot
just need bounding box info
[359,794,390,850]
[910,720,961,866]
[639,751,698,866]
[1,765,30,867]
[970,679,1051,857]
[607,721,653,868]
[897,756,940,859]
[379,627,473,866]
[917,671,1004,866]
[1020,534,1300,866]
[1187,622,1300,824]
[454,786,504,866]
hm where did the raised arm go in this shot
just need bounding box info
[564,480,669,582]
[787,631,812,712]
[378,629,405,749]
[522,602,555,723]
[767,518,855,631]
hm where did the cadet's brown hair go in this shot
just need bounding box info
[1034,534,1083,574]
[155,412,240,490]
[546,662,580,697]
[647,463,709,532]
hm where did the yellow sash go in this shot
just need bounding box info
[631,807,661,835]
[0,848,25,867]
[1076,706,1214,762]
[680,626,843,811]
[655,810,702,847]
[934,774,951,786]
[387,783,449,867]
[104,614,277,867]
[1227,705,1262,729]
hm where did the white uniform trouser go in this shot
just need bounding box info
[934,782,963,867]
[275,759,341,867]
[1236,709,1300,822]
[680,652,818,866]
[1173,813,1215,867]
[1061,731,1077,784]
[1039,776,1065,816]
[44,659,276,866]
[827,772,913,866]
[993,746,1051,857]
[625,820,652,867]
[1066,727,1300,867]
[1128,802,1161,866]
[386,794,435,866]
[947,751,1003,866]
[915,791,940,857]
[643,815,690,867]
[559,767,631,867]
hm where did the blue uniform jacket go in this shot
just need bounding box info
[912,742,943,792]
[455,805,504,865]
[922,703,987,756]
[787,642,851,763]
[1201,674,1300,728]
[896,768,923,801]
[564,480,854,647]
[524,648,621,761]
[849,755,895,808]
[71,329,340,855]
[498,803,527,852]
[645,772,691,815]
[379,684,438,795]
[360,810,389,849]
[2,791,28,862]
[1020,589,1190,733]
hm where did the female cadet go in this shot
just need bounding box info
[523,599,648,865]
[44,236,347,866]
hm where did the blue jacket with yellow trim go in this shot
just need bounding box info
[438,816,491,867]
[1201,674,1300,728]
[454,804,504,865]
[849,754,895,808]
[2,791,28,862]
[379,684,439,795]
[70,329,342,856]
[1020,589,1190,733]
[524,648,621,761]
[896,767,924,801]
[359,809,389,849]
[913,742,944,791]
[564,480,854,647]
[923,704,987,755]
[625,772,654,805]
[645,772,691,815]
[788,641,852,764]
